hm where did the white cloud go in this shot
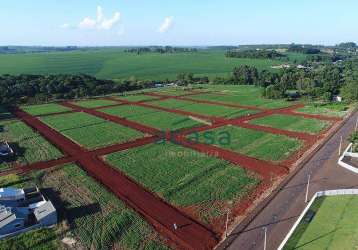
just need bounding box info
[77,6,121,30]
[158,16,174,33]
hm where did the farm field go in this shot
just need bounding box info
[114,94,160,102]
[105,142,260,225]
[148,99,258,118]
[249,114,330,134]
[73,99,118,108]
[21,103,72,116]
[0,119,63,169]
[0,165,169,250]
[284,195,358,250]
[102,105,201,131]
[192,126,303,162]
[40,112,143,149]
[0,48,283,80]
[188,85,292,109]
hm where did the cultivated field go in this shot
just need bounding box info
[284,195,358,250]
[72,99,118,108]
[0,48,284,80]
[102,105,202,131]
[249,114,330,134]
[21,103,72,116]
[193,126,303,162]
[40,112,143,149]
[105,142,260,226]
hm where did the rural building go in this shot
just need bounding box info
[0,187,57,239]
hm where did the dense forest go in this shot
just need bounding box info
[124,46,198,54]
[225,49,285,59]
[0,74,156,104]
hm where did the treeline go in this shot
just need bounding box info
[124,46,198,54]
[287,45,321,54]
[225,49,285,59]
[210,60,358,102]
[0,74,157,104]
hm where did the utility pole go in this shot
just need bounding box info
[263,227,267,250]
[225,209,230,238]
[305,174,311,203]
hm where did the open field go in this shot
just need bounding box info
[0,119,63,169]
[188,85,292,109]
[284,195,358,250]
[0,165,169,250]
[21,103,72,116]
[102,105,201,131]
[297,103,350,118]
[0,49,283,80]
[114,94,160,102]
[105,142,260,225]
[148,99,258,118]
[193,126,303,162]
[40,112,143,149]
[73,99,118,108]
[249,114,330,134]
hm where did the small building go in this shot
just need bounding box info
[0,187,57,239]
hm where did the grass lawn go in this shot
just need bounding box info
[284,195,358,250]
[73,99,118,108]
[105,142,259,224]
[40,112,143,149]
[21,103,72,116]
[148,99,258,119]
[0,165,170,250]
[114,94,160,102]
[249,114,330,134]
[0,119,63,169]
[151,88,200,96]
[102,105,201,131]
[192,126,303,162]
[297,103,349,117]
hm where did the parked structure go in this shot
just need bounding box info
[0,187,57,239]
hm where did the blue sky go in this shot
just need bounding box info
[0,0,357,46]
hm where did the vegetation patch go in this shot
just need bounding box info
[0,119,63,169]
[149,99,257,118]
[190,85,291,109]
[73,99,118,108]
[284,195,358,250]
[193,126,303,162]
[21,103,71,116]
[297,103,349,117]
[249,114,330,134]
[105,142,260,224]
[40,112,143,149]
[102,105,201,131]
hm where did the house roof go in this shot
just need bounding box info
[0,207,17,228]
[0,188,25,201]
[34,201,56,221]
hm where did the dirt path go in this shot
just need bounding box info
[217,110,358,250]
